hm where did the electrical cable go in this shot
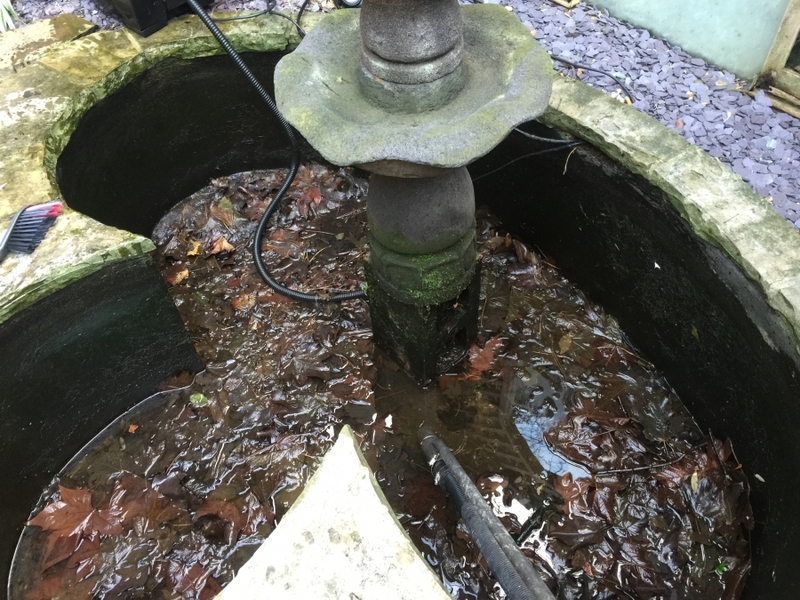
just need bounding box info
[297,0,311,32]
[187,0,364,303]
[551,55,635,104]
[210,1,306,37]
[210,9,269,21]
[513,128,576,144]
[471,141,585,183]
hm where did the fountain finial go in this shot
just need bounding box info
[358,0,466,112]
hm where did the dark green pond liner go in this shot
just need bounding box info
[0,52,798,599]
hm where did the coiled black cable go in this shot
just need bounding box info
[186,0,364,302]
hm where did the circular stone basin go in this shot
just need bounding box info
[1,15,800,600]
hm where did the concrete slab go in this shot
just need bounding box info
[215,426,451,600]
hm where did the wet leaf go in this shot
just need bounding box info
[190,393,209,407]
[209,197,238,230]
[106,474,188,533]
[163,559,221,599]
[26,486,124,572]
[557,333,573,354]
[28,486,123,541]
[164,264,189,286]
[194,498,245,545]
[186,240,201,257]
[512,238,539,267]
[468,335,503,373]
[230,292,256,312]
[209,236,235,255]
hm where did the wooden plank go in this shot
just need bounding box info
[762,0,800,75]
[765,91,800,119]
[774,66,800,97]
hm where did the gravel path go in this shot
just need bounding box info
[9,0,800,228]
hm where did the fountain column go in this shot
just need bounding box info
[275,0,554,383]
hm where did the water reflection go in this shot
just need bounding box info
[501,367,590,480]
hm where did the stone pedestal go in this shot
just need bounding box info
[274,2,554,383]
[366,263,480,385]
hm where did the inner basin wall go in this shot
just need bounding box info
[0,52,795,599]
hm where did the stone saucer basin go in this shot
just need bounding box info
[274,5,553,169]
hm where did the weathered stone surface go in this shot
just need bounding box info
[367,167,475,255]
[275,5,554,168]
[215,425,451,600]
[0,14,96,82]
[540,76,800,351]
[0,14,302,325]
[369,230,476,305]
[2,9,800,363]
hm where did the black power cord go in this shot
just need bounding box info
[471,141,584,183]
[551,55,635,104]
[186,0,364,302]
[210,1,306,37]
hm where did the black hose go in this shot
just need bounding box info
[186,0,364,303]
[419,427,556,600]
[436,466,537,600]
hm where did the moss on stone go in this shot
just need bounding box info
[0,13,300,326]
[540,76,800,353]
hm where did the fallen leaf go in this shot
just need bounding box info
[512,239,539,267]
[194,498,246,545]
[164,559,221,599]
[127,424,138,433]
[209,236,235,255]
[106,474,188,533]
[468,336,503,373]
[186,240,201,257]
[164,264,189,286]
[27,486,123,569]
[210,197,238,229]
[558,333,573,354]
[190,393,209,407]
[231,292,256,312]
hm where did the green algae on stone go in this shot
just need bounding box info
[0,210,154,323]
[540,76,800,354]
[0,14,96,82]
[275,5,554,168]
[368,232,476,305]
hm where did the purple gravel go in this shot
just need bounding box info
[505,0,800,229]
[9,0,800,228]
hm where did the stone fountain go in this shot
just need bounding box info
[275,0,553,384]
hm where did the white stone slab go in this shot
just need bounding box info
[215,425,451,600]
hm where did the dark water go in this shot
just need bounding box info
[13,165,752,600]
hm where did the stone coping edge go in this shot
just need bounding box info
[0,13,798,359]
[0,13,309,324]
[540,76,800,354]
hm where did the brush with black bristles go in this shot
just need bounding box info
[0,201,63,264]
